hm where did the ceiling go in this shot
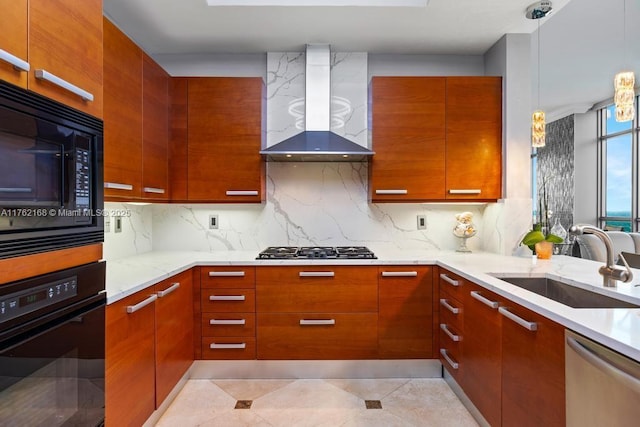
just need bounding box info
[104,0,640,118]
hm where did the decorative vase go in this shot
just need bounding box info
[453,212,477,253]
[535,241,553,259]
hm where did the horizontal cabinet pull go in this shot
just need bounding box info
[381,271,418,277]
[448,189,481,195]
[439,298,460,314]
[34,69,94,101]
[226,190,259,196]
[210,343,246,350]
[375,189,408,195]
[157,282,180,298]
[440,323,460,342]
[209,295,245,301]
[143,187,165,194]
[126,294,157,314]
[208,271,246,277]
[470,290,499,309]
[440,348,459,370]
[440,273,459,287]
[0,187,32,193]
[300,319,336,326]
[498,307,537,331]
[104,182,133,191]
[299,271,335,277]
[209,319,246,325]
[0,49,30,72]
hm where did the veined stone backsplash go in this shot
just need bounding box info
[104,163,496,261]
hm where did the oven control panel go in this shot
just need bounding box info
[0,276,77,324]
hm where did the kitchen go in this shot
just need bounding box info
[1,0,640,426]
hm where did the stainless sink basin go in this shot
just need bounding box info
[495,276,640,309]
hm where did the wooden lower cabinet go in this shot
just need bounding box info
[438,280,464,383]
[500,301,565,427]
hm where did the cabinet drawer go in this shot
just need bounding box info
[202,337,256,360]
[201,266,255,289]
[256,266,378,313]
[201,289,255,313]
[257,313,378,359]
[438,269,465,299]
[439,326,463,379]
[439,293,463,331]
[202,313,256,337]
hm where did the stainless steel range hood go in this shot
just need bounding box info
[260,44,374,162]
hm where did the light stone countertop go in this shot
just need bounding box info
[106,249,640,363]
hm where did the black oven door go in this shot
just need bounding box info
[0,299,105,427]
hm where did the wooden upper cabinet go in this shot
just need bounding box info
[103,17,143,200]
[142,53,170,201]
[446,77,502,201]
[28,0,103,118]
[186,77,265,203]
[369,77,446,202]
[0,0,28,88]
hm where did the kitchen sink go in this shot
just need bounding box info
[494,276,640,309]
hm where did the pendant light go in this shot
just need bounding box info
[526,1,553,148]
[614,0,635,122]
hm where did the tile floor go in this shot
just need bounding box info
[154,378,479,426]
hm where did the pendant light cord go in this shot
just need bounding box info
[537,18,541,108]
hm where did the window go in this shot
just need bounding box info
[597,100,639,231]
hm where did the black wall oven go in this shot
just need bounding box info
[0,81,103,259]
[0,261,106,426]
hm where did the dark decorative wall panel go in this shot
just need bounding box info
[536,114,574,233]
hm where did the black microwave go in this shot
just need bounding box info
[0,81,103,259]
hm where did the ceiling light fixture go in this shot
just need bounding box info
[206,0,428,6]
[526,1,553,149]
[614,0,635,122]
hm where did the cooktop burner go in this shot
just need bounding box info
[257,246,376,260]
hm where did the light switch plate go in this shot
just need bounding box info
[417,215,426,230]
[114,216,122,233]
[209,214,219,229]
[104,216,111,233]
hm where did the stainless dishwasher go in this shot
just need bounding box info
[566,330,640,426]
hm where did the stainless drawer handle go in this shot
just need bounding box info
[440,323,460,342]
[226,190,259,196]
[470,290,499,309]
[448,189,481,195]
[209,319,246,325]
[381,271,418,277]
[157,282,180,298]
[375,189,408,195]
[299,271,335,277]
[440,348,459,370]
[300,319,336,326]
[499,307,537,331]
[209,295,245,301]
[440,273,459,287]
[439,298,460,314]
[35,69,94,101]
[143,187,165,194]
[126,294,157,314]
[210,343,246,349]
[0,49,30,72]
[208,271,246,277]
[104,182,133,191]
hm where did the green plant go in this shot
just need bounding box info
[521,223,563,253]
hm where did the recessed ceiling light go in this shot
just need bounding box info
[206,0,428,7]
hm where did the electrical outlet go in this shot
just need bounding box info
[104,216,111,233]
[417,215,426,230]
[114,216,122,233]
[209,214,219,229]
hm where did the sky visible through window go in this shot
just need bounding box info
[605,105,633,216]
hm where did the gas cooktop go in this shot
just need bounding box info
[256,246,377,260]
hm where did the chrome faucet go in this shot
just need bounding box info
[569,224,633,287]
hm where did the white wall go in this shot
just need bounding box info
[154,53,266,79]
[573,111,598,226]
[368,54,484,77]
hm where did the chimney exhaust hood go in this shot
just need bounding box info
[260,44,374,162]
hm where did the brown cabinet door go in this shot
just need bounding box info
[0,0,28,88]
[500,301,565,427]
[105,290,156,427]
[463,282,503,427]
[155,270,194,407]
[445,77,502,201]
[370,77,446,202]
[103,18,143,200]
[187,77,265,202]
[378,266,434,359]
[201,266,256,289]
[28,0,103,118]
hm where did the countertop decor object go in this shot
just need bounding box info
[453,211,477,252]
